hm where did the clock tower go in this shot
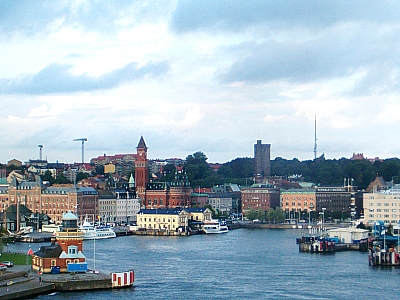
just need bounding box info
[135,136,148,200]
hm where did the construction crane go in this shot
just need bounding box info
[73,138,87,164]
[38,144,43,160]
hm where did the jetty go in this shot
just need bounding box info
[0,265,134,299]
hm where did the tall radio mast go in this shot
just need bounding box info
[313,114,317,160]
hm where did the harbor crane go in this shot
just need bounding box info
[38,144,43,160]
[73,138,87,164]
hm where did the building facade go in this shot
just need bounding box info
[241,183,280,215]
[281,189,316,221]
[4,176,98,225]
[363,185,400,225]
[137,208,212,231]
[32,211,86,274]
[315,186,355,220]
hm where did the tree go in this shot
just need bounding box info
[157,164,176,182]
[185,151,214,188]
[41,170,55,184]
[55,174,70,184]
[76,172,88,182]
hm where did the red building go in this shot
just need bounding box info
[134,136,192,208]
[32,211,86,274]
[241,183,280,215]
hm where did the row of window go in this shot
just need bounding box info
[369,209,398,212]
[282,197,315,201]
[368,214,398,218]
[284,202,312,207]
[369,203,397,206]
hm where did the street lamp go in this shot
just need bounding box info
[322,208,326,231]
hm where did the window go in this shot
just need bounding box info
[51,260,56,266]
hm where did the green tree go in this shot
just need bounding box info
[158,164,176,182]
[41,170,55,184]
[185,151,214,188]
[76,172,88,182]
[55,174,70,184]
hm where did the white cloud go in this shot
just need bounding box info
[1,1,400,163]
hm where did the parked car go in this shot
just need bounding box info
[1,261,13,267]
[0,264,7,271]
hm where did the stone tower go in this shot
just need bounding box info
[254,140,271,183]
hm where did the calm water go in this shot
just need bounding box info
[8,229,399,300]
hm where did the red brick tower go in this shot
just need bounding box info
[135,136,148,200]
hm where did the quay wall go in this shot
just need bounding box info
[51,278,112,291]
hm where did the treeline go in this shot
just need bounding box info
[165,152,400,190]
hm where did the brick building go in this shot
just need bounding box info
[241,183,280,215]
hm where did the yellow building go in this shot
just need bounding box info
[363,185,400,225]
[137,208,212,231]
[104,163,116,174]
[281,189,316,221]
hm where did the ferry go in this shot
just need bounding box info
[202,220,229,234]
[79,221,116,240]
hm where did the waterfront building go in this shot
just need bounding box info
[115,186,141,224]
[315,186,356,221]
[98,190,116,224]
[137,207,212,231]
[207,193,233,216]
[4,176,98,225]
[190,192,209,208]
[32,211,86,274]
[0,204,51,232]
[144,173,192,209]
[281,189,316,222]
[254,140,271,183]
[363,184,400,225]
[241,183,280,216]
[212,183,242,215]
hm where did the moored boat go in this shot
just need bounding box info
[202,220,229,234]
[79,221,116,240]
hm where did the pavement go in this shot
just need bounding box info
[0,265,115,299]
[0,265,54,299]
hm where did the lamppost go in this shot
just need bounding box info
[322,208,326,231]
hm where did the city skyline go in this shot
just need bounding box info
[2,2,400,164]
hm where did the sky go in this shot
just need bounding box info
[1,1,400,165]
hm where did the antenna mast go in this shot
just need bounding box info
[314,115,317,160]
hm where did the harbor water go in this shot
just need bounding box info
[7,228,399,299]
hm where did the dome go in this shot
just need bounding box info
[62,210,78,220]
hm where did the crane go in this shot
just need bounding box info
[38,144,43,160]
[73,138,87,164]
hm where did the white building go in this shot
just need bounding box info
[363,185,400,225]
[115,191,141,224]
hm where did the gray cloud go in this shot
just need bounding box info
[217,24,400,91]
[171,1,400,33]
[0,61,170,94]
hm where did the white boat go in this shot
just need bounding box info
[202,220,229,234]
[79,221,116,240]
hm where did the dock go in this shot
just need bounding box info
[0,266,132,299]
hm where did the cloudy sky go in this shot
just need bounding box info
[1,1,400,164]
